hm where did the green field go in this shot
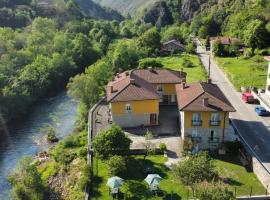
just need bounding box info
[140,54,207,83]
[91,155,265,199]
[215,56,268,91]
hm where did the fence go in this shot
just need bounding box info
[84,97,106,200]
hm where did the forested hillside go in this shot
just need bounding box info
[92,0,158,16]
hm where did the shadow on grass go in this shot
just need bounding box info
[211,154,242,166]
[163,193,182,200]
[90,176,103,199]
[122,157,168,180]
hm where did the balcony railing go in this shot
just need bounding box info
[208,137,220,143]
[210,120,221,126]
[192,120,202,126]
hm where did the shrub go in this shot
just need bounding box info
[92,124,132,159]
[182,58,194,68]
[138,58,163,69]
[185,42,196,54]
[173,152,218,186]
[159,143,167,152]
[77,164,91,191]
[107,155,126,176]
[224,141,243,155]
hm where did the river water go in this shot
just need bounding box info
[0,91,77,199]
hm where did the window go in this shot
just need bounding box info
[210,113,220,126]
[192,130,198,138]
[192,112,202,126]
[210,130,214,140]
[125,104,132,113]
[192,112,201,121]
[171,95,176,103]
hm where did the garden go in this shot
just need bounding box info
[90,125,266,200]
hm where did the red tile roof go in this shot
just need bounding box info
[176,81,235,112]
[210,37,241,45]
[106,69,186,102]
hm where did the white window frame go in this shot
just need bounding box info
[156,84,163,92]
[192,112,201,121]
[211,112,219,122]
[125,103,132,113]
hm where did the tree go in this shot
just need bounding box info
[243,19,268,53]
[138,58,163,69]
[137,27,161,56]
[107,155,126,176]
[92,124,132,159]
[173,152,218,186]
[8,156,48,200]
[161,26,183,43]
[195,182,236,200]
[212,40,225,56]
[185,41,196,54]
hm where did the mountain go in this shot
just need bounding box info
[73,0,124,20]
[92,0,158,16]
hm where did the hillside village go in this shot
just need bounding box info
[1,0,270,200]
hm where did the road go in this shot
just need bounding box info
[196,39,270,172]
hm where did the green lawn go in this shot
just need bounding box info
[215,56,268,91]
[141,54,207,82]
[91,155,265,199]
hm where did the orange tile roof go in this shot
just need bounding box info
[106,69,186,102]
[176,81,235,112]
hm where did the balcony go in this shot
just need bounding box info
[208,137,220,143]
[210,120,221,126]
[192,120,202,126]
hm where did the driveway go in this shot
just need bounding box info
[196,39,270,173]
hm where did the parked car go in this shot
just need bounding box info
[255,106,268,116]
[242,93,255,103]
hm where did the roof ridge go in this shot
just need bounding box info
[180,90,205,111]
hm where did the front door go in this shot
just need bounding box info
[150,114,157,125]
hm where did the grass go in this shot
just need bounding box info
[213,155,266,196]
[91,155,266,199]
[215,56,268,91]
[140,54,207,82]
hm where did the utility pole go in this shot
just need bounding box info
[208,54,211,79]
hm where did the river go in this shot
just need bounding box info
[0,91,77,199]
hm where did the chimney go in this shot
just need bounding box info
[181,82,186,90]
[112,75,115,81]
[125,71,130,76]
[116,73,120,78]
[130,78,135,84]
[203,98,209,107]
[148,67,155,72]
[207,78,212,84]
[110,85,114,93]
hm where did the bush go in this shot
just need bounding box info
[185,42,196,54]
[224,141,243,155]
[138,58,163,69]
[159,143,167,152]
[107,155,127,176]
[77,164,91,191]
[173,152,218,186]
[92,124,132,159]
[182,58,194,68]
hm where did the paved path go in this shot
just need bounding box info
[128,135,181,168]
[196,39,270,172]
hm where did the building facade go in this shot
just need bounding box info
[176,81,235,151]
[106,68,186,128]
[265,56,270,96]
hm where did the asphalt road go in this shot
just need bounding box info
[196,39,270,172]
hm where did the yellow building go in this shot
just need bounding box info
[106,68,186,128]
[175,80,235,151]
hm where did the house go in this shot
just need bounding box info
[160,40,185,56]
[176,80,235,151]
[106,68,187,128]
[265,56,270,96]
[210,37,242,51]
